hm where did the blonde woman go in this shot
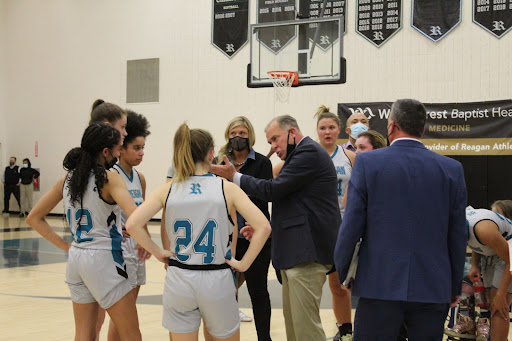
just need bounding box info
[217,116,273,340]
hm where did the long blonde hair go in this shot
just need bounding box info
[217,116,256,164]
[173,123,214,183]
[313,105,342,128]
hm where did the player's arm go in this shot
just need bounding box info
[26,176,70,252]
[224,181,271,272]
[230,210,238,260]
[161,177,172,252]
[107,171,137,217]
[272,161,284,178]
[475,220,512,320]
[342,151,356,208]
[345,149,356,166]
[467,251,482,280]
[126,182,175,263]
[136,171,151,260]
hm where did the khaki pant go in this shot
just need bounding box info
[281,262,332,341]
[20,183,34,214]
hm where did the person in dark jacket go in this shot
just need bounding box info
[2,156,21,215]
[19,158,40,217]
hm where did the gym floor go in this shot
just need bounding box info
[0,215,343,340]
[0,215,505,340]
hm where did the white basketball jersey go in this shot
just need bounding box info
[63,172,123,251]
[467,208,512,256]
[112,164,144,225]
[165,174,233,266]
[331,145,352,217]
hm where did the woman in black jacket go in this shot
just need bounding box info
[19,158,40,217]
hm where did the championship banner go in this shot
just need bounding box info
[356,0,402,47]
[337,100,512,155]
[473,0,512,39]
[212,0,249,58]
[411,0,462,42]
[308,0,346,51]
[257,0,297,54]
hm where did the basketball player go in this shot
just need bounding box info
[466,204,512,341]
[89,98,129,340]
[89,99,127,144]
[125,123,271,341]
[108,110,151,341]
[27,123,150,340]
[314,106,355,341]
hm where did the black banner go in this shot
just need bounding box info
[212,0,249,58]
[308,0,346,51]
[411,0,462,42]
[257,0,297,54]
[338,100,512,155]
[356,0,402,47]
[473,0,512,39]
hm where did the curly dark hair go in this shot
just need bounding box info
[123,110,151,146]
[63,123,120,205]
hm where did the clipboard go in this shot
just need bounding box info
[343,239,362,289]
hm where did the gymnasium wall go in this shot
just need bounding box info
[0,0,7,193]
[2,0,511,214]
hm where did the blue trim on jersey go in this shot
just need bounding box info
[192,173,215,177]
[114,164,134,182]
[330,145,339,159]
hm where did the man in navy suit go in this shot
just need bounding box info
[334,99,467,340]
[212,115,341,341]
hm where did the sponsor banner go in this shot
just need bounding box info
[473,0,512,39]
[411,0,462,42]
[308,0,346,51]
[257,0,297,54]
[212,0,249,58]
[422,138,512,155]
[356,0,402,47]
[337,100,512,155]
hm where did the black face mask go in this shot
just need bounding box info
[286,130,296,159]
[228,136,249,152]
[104,151,118,170]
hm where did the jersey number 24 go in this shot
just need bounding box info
[174,219,218,264]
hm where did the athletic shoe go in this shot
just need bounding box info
[340,334,353,341]
[475,318,490,341]
[333,327,353,341]
[444,315,476,339]
[239,310,253,322]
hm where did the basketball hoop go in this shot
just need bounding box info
[267,71,299,103]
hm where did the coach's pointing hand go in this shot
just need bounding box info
[210,155,236,181]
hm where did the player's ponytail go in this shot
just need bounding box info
[173,123,214,183]
[314,105,342,128]
[63,123,120,205]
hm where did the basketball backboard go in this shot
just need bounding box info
[247,16,346,88]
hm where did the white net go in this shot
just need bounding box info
[268,71,297,103]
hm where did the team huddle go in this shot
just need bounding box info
[25,99,512,341]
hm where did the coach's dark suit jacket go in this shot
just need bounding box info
[240,136,341,270]
[335,139,467,303]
